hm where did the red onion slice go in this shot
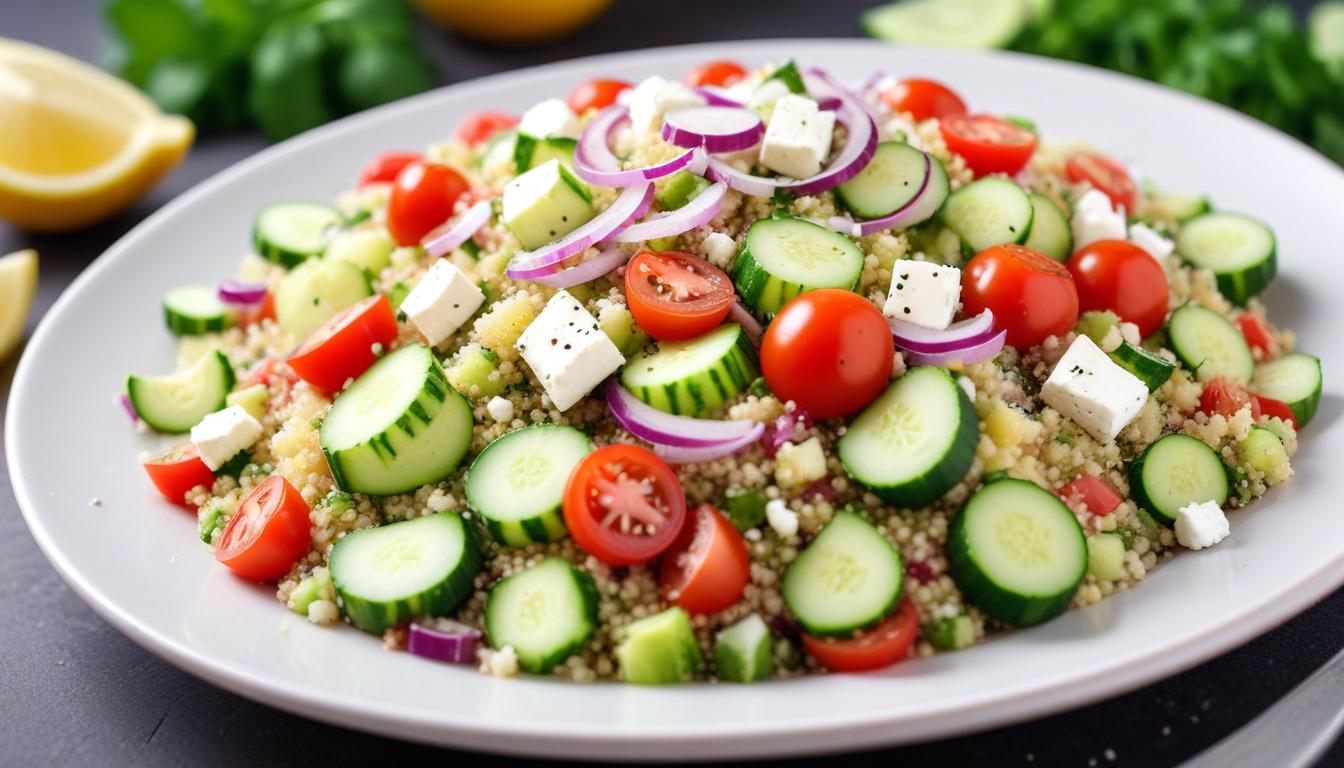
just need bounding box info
[505,183,652,280]
[727,300,763,346]
[889,310,996,354]
[119,393,139,423]
[422,200,492,258]
[662,106,763,153]
[408,620,481,664]
[694,86,743,107]
[574,105,697,188]
[902,328,1007,368]
[824,152,944,237]
[218,281,267,306]
[606,378,760,447]
[652,422,766,464]
[524,244,628,289]
[610,182,727,243]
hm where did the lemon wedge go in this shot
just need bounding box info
[0,249,38,362]
[0,38,194,232]
[414,0,613,44]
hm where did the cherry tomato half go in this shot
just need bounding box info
[624,250,734,341]
[684,60,747,88]
[962,244,1079,350]
[759,289,893,419]
[386,162,471,247]
[563,444,688,566]
[1200,378,1261,420]
[567,78,632,114]
[880,77,967,121]
[939,114,1038,177]
[1237,313,1280,361]
[216,476,313,581]
[454,110,519,147]
[143,443,216,505]
[288,294,399,393]
[1065,152,1137,212]
[357,151,420,188]
[659,504,750,615]
[1252,394,1298,429]
[801,599,919,673]
[1066,239,1169,339]
[1056,475,1122,517]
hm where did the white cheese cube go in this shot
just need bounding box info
[518,98,580,139]
[486,396,515,423]
[1174,500,1231,550]
[190,405,263,471]
[401,259,485,347]
[765,499,799,539]
[1128,222,1175,262]
[626,76,706,136]
[1070,188,1127,249]
[883,259,961,330]
[758,94,835,179]
[516,290,625,411]
[1041,335,1149,443]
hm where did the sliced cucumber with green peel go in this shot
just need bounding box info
[620,324,757,417]
[1167,304,1254,383]
[1239,425,1290,475]
[126,350,235,434]
[656,170,710,211]
[1110,342,1174,392]
[513,133,576,171]
[324,228,395,275]
[782,510,904,637]
[938,176,1034,255]
[1252,352,1323,427]
[861,0,1028,49]
[163,285,236,336]
[946,478,1087,627]
[714,614,774,683]
[838,366,978,508]
[732,215,864,319]
[1023,192,1072,261]
[1144,191,1211,224]
[329,511,481,635]
[320,344,473,496]
[1129,434,1229,526]
[836,141,943,220]
[485,557,599,674]
[616,607,703,685]
[1176,212,1276,305]
[253,201,342,267]
[275,257,372,341]
[466,425,593,546]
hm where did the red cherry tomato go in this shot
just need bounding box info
[939,114,1038,177]
[142,444,216,505]
[1065,152,1137,212]
[356,151,420,188]
[880,77,967,121]
[623,250,734,341]
[567,78,632,114]
[288,294,399,393]
[658,504,750,615]
[1200,378,1262,420]
[1252,394,1298,429]
[386,162,471,246]
[1066,240,1169,339]
[454,110,519,147]
[563,444,688,567]
[216,476,313,581]
[1056,475,1122,516]
[962,244,1079,350]
[1236,313,1280,361]
[759,289,894,420]
[684,60,747,88]
[801,599,919,673]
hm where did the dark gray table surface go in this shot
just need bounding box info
[3,1,1340,765]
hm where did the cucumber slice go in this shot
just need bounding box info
[926,614,976,651]
[1175,212,1276,305]
[1023,193,1072,261]
[938,176,1034,255]
[126,350,235,434]
[253,202,342,267]
[616,607,703,685]
[226,383,269,421]
[513,133,576,172]
[838,366,978,508]
[1252,352,1323,427]
[445,344,505,398]
[324,228,395,275]
[1086,533,1126,582]
[861,0,1028,49]
[1167,304,1254,384]
[836,141,938,220]
[1110,342,1175,392]
[484,557,599,674]
[1144,191,1211,224]
[714,614,774,683]
[946,478,1087,627]
[162,285,237,336]
[619,324,758,417]
[1129,434,1229,526]
[320,344,474,496]
[466,425,594,546]
[275,257,372,341]
[732,216,864,319]
[782,510,904,637]
[656,170,710,211]
[1239,425,1290,475]
[329,511,481,635]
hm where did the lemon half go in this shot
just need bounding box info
[0,249,38,362]
[415,0,613,44]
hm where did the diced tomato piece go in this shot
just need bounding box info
[1236,313,1280,361]
[684,60,747,88]
[216,476,313,581]
[801,599,919,673]
[1200,378,1261,420]
[1056,475,1122,516]
[143,444,216,505]
[1252,394,1299,429]
[357,151,421,188]
[659,504,750,615]
[454,110,519,147]
[288,295,399,393]
[1065,152,1137,211]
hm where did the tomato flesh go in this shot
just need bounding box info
[801,599,919,673]
[939,114,1037,177]
[386,162,472,247]
[684,60,747,88]
[624,250,734,341]
[563,444,687,566]
[216,476,313,581]
[659,504,750,615]
[143,444,216,505]
[454,110,519,147]
[357,151,420,188]
[962,244,1079,350]
[1065,152,1137,211]
[881,77,967,121]
[1066,239,1169,339]
[1237,313,1280,361]
[1056,475,1122,516]
[1252,394,1298,429]
[1200,378,1261,420]
[288,294,398,393]
[567,78,632,114]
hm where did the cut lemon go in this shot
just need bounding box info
[414,0,613,44]
[0,38,194,232]
[0,249,38,362]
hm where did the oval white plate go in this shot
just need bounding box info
[8,40,1343,761]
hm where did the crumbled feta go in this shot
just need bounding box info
[1174,500,1230,550]
[306,599,340,625]
[884,259,961,330]
[765,499,799,539]
[1070,188,1127,250]
[190,405,263,471]
[486,396,515,423]
[1128,222,1175,262]
[759,94,835,179]
[626,76,705,135]
[400,259,485,347]
[517,97,580,139]
[774,436,828,489]
[1040,335,1148,443]
[700,232,737,270]
[481,645,520,677]
[426,489,453,513]
[516,290,625,411]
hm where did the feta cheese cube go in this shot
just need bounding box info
[699,232,737,270]
[626,76,706,136]
[1128,222,1175,262]
[758,94,835,179]
[517,98,580,139]
[1070,188,1127,249]
[516,290,625,411]
[1174,500,1230,550]
[1041,335,1149,443]
[190,405,263,471]
[400,259,485,347]
[765,499,799,539]
[486,396,515,423]
[774,436,828,489]
[883,259,961,330]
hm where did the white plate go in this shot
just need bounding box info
[8,40,1344,761]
